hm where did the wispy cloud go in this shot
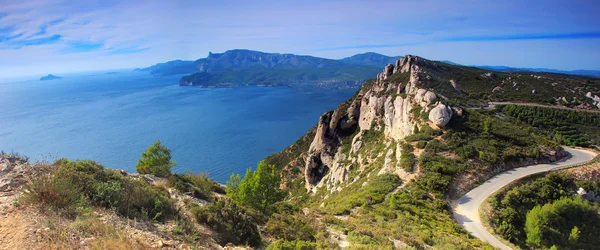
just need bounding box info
[1,0,600,76]
[60,40,103,53]
[105,46,150,55]
[312,42,423,52]
[442,32,600,42]
[314,31,600,52]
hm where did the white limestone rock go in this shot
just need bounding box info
[428,103,453,128]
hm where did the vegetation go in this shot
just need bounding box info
[325,183,493,249]
[23,159,176,221]
[265,204,317,242]
[226,160,286,214]
[168,171,224,200]
[421,60,600,108]
[399,142,415,172]
[136,140,176,177]
[499,104,600,146]
[321,174,401,215]
[525,197,600,249]
[488,173,600,249]
[266,240,319,250]
[190,198,262,247]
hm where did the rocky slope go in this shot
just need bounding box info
[261,54,571,248]
[296,55,564,195]
[0,153,246,250]
[303,56,450,192]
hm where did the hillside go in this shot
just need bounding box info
[262,55,598,248]
[140,50,401,87]
[476,65,600,78]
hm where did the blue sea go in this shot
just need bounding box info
[0,70,357,183]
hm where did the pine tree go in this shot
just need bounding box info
[136,140,176,177]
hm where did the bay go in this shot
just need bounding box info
[0,70,357,182]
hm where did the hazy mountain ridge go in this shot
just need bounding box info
[139,50,401,87]
[40,74,62,81]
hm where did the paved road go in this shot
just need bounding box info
[451,147,597,250]
[471,102,600,114]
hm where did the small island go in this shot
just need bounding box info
[40,74,62,81]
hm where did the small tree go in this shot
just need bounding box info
[226,160,285,214]
[136,140,176,177]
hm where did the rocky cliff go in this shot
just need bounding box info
[303,56,458,193]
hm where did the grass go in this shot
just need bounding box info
[321,174,401,215]
[23,159,176,222]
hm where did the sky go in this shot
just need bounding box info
[1,0,599,78]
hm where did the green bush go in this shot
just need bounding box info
[405,133,433,142]
[191,198,261,247]
[226,160,285,214]
[399,143,416,172]
[487,173,599,248]
[347,230,378,245]
[415,141,427,149]
[22,172,83,217]
[266,239,318,250]
[136,140,176,177]
[525,197,600,249]
[322,174,401,215]
[265,211,315,241]
[168,172,219,200]
[53,159,175,221]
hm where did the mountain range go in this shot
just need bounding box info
[139,50,600,88]
[139,50,401,87]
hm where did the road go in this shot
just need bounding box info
[451,147,597,250]
[472,102,600,114]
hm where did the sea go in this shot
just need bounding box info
[0,70,357,183]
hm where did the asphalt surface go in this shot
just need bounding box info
[451,147,597,250]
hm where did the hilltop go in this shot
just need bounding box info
[40,74,62,81]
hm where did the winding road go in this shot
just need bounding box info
[451,147,597,250]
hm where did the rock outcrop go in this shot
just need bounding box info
[428,102,453,128]
[303,55,455,191]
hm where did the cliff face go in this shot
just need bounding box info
[303,56,454,192]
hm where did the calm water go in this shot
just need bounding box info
[0,71,356,182]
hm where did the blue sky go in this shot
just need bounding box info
[0,0,599,77]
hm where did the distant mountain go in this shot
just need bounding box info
[454,64,600,78]
[338,52,402,67]
[40,74,62,81]
[140,50,402,87]
[136,60,195,76]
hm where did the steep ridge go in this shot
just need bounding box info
[264,55,569,248]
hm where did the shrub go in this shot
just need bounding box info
[415,141,427,149]
[405,133,433,142]
[52,159,175,221]
[168,172,217,200]
[266,239,318,250]
[22,172,83,217]
[226,160,285,214]
[265,211,315,241]
[136,140,176,177]
[399,143,415,172]
[347,230,378,245]
[525,197,600,249]
[192,198,261,247]
[322,174,401,215]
